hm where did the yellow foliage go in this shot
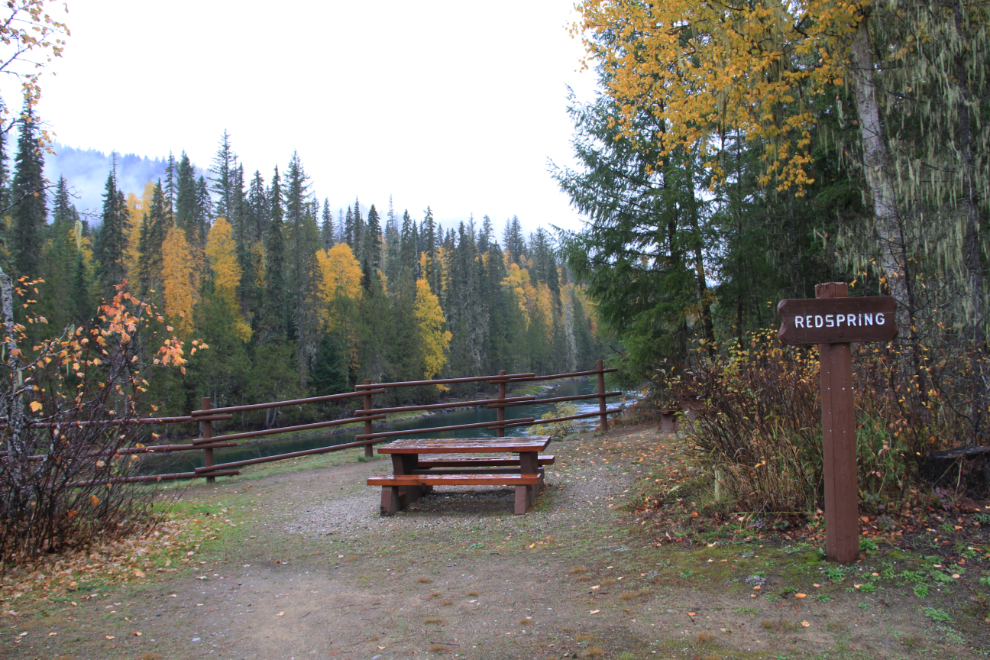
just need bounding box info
[414,279,451,385]
[317,243,364,334]
[205,218,251,342]
[576,0,860,192]
[502,263,532,326]
[161,227,197,337]
[125,184,154,279]
[318,243,364,301]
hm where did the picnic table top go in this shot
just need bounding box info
[377,436,551,455]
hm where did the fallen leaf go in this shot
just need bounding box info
[48,632,57,636]
[801,621,810,628]
[853,584,862,589]
[952,574,961,579]
[795,593,807,598]
[688,612,696,617]
[813,583,821,587]
[105,635,115,640]
[133,568,145,578]
[90,495,100,506]
[591,585,600,590]
[133,631,142,636]
[590,610,600,614]
[277,612,284,616]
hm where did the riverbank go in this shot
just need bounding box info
[3,419,987,659]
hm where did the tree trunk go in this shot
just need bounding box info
[953,0,987,438]
[848,17,912,331]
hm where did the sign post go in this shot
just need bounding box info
[777,282,897,564]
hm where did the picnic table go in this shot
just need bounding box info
[368,436,553,516]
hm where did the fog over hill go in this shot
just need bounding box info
[43,145,204,221]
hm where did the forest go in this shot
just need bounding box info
[2,121,604,420]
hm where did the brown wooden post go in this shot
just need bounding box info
[596,359,608,433]
[496,370,506,438]
[363,379,374,458]
[816,282,859,564]
[201,397,215,484]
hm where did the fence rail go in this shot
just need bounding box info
[39,360,624,486]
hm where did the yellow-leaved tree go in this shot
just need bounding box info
[414,279,451,385]
[317,243,364,322]
[502,262,532,326]
[161,227,197,337]
[125,184,154,279]
[317,243,365,368]
[576,0,858,192]
[205,218,251,342]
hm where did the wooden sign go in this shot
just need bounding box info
[777,283,898,565]
[777,296,898,345]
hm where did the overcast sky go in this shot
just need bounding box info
[28,1,597,236]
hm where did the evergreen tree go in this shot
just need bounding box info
[309,331,348,395]
[93,158,130,292]
[321,198,335,250]
[136,180,171,296]
[247,170,269,244]
[210,130,235,220]
[363,203,383,276]
[195,176,212,246]
[38,176,79,330]
[503,215,525,263]
[258,166,287,343]
[175,151,198,244]
[343,205,354,247]
[9,102,47,277]
[352,197,364,264]
[164,151,177,218]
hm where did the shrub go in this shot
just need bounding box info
[529,402,581,438]
[686,329,968,514]
[0,276,191,567]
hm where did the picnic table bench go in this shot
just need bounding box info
[368,437,552,516]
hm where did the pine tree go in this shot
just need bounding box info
[175,151,198,244]
[136,180,171,296]
[210,130,235,220]
[309,331,348,395]
[363,203,383,277]
[247,170,269,244]
[38,175,79,330]
[195,176,212,246]
[164,151,177,218]
[344,206,354,247]
[352,197,364,265]
[9,102,47,277]
[94,158,131,292]
[321,199,335,250]
[259,166,287,343]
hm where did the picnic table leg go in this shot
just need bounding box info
[392,454,423,507]
[380,486,400,516]
[516,451,540,514]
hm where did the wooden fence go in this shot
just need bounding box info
[36,361,622,485]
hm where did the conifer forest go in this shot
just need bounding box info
[5,120,604,419]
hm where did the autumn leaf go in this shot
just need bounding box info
[89,495,100,506]
[28,401,42,412]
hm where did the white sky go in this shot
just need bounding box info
[30,0,597,236]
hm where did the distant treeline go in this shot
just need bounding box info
[3,119,604,421]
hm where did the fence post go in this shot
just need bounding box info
[363,379,374,458]
[596,360,608,434]
[201,397,215,484]
[496,370,506,438]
